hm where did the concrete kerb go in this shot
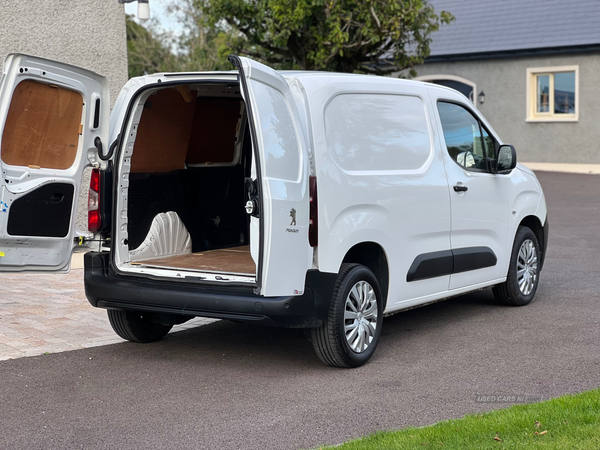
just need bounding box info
[521,162,600,175]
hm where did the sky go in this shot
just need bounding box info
[124,0,183,35]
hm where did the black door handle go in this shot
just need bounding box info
[453,185,468,192]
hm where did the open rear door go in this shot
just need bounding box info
[229,56,311,296]
[0,54,109,272]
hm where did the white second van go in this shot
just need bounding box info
[0,54,548,367]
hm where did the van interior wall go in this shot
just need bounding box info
[126,86,250,255]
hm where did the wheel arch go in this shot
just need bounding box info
[518,215,547,271]
[341,242,390,310]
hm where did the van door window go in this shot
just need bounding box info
[481,126,496,161]
[251,81,300,182]
[437,101,490,172]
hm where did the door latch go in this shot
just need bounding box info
[245,177,259,218]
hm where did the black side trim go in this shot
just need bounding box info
[407,246,497,282]
[7,183,74,237]
[540,218,549,271]
[452,246,497,274]
[406,250,453,282]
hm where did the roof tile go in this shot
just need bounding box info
[429,0,600,55]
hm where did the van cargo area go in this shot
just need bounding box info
[113,81,256,281]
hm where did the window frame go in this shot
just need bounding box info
[526,65,579,122]
[415,74,478,107]
[436,100,497,174]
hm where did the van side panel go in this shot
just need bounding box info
[300,78,453,311]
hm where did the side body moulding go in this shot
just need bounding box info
[407,246,497,282]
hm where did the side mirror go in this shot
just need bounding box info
[493,144,517,174]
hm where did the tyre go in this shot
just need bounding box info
[107,309,173,343]
[493,226,541,306]
[309,264,384,368]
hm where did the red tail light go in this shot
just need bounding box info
[309,176,318,247]
[88,168,101,232]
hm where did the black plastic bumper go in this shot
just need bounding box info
[84,252,336,328]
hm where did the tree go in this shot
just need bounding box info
[201,0,453,75]
[126,6,233,77]
[166,0,234,72]
[126,15,178,77]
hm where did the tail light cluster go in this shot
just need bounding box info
[309,176,318,247]
[88,168,101,232]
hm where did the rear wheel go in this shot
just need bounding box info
[309,264,383,368]
[107,310,173,343]
[493,226,540,306]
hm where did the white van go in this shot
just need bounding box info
[0,54,548,367]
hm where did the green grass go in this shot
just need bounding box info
[317,388,600,449]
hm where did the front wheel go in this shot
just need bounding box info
[107,310,173,343]
[493,226,541,306]
[309,264,384,368]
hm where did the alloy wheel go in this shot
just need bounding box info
[517,239,538,295]
[344,281,378,353]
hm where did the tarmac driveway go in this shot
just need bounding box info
[1,171,599,450]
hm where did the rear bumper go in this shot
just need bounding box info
[84,252,335,328]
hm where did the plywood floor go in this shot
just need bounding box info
[132,245,255,274]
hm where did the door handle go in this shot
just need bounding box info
[453,185,468,192]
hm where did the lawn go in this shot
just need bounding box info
[317,388,600,449]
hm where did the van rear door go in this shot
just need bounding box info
[0,54,109,272]
[229,56,311,296]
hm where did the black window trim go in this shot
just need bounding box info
[436,99,498,174]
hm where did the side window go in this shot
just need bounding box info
[481,127,496,163]
[325,93,431,172]
[437,101,490,172]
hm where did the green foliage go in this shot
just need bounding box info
[317,387,600,449]
[126,15,177,77]
[126,5,233,78]
[166,0,235,72]
[200,0,453,74]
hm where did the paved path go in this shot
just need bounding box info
[0,270,215,360]
[0,171,599,450]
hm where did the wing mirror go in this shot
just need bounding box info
[492,144,517,174]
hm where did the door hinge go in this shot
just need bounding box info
[87,149,100,168]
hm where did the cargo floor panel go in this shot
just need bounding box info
[131,246,255,274]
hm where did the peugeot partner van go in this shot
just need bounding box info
[0,54,548,367]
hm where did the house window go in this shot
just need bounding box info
[527,66,578,121]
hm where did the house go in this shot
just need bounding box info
[413,0,600,165]
[0,0,128,106]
